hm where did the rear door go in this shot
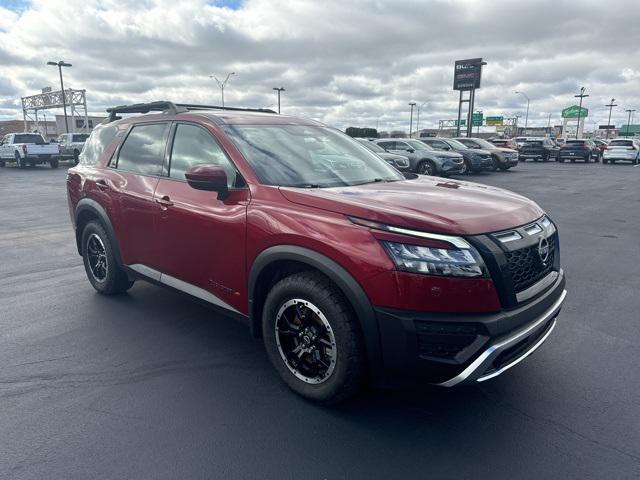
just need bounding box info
[151,122,249,313]
[103,122,171,269]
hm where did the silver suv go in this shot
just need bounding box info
[374,138,464,176]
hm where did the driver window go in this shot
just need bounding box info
[169,123,236,187]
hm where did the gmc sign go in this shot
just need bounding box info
[453,58,484,91]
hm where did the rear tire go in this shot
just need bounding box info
[50,158,59,169]
[633,156,639,165]
[602,157,608,164]
[262,271,366,405]
[81,221,134,295]
[0,160,5,167]
[73,150,80,165]
[15,152,25,169]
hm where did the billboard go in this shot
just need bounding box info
[486,116,504,126]
[453,58,484,91]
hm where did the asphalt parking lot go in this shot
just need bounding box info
[1,160,639,479]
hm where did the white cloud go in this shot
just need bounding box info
[1,0,640,131]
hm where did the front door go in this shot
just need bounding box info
[152,122,249,313]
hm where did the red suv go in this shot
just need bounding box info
[67,102,567,404]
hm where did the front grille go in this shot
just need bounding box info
[415,321,483,360]
[505,235,556,292]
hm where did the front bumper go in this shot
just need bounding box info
[500,154,519,166]
[374,269,566,385]
[438,158,465,174]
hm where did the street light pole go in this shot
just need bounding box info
[47,60,72,133]
[210,72,235,107]
[408,102,416,138]
[574,86,589,139]
[476,110,482,135]
[415,102,427,139]
[605,99,617,140]
[624,109,636,137]
[272,87,285,114]
[514,91,530,135]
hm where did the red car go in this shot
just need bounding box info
[67,102,567,404]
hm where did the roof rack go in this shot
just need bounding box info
[176,104,277,114]
[103,101,276,123]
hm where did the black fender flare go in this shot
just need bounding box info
[74,198,124,267]
[248,245,382,374]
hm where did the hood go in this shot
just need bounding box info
[430,150,462,158]
[466,148,492,157]
[487,147,517,154]
[279,176,544,235]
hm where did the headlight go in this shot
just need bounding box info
[381,241,486,277]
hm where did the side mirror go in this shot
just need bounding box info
[185,164,229,199]
[407,148,415,153]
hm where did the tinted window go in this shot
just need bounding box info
[169,124,236,187]
[72,134,89,142]
[80,125,118,166]
[117,123,170,175]
[14,134,45,144]
[609,140,633,147]
[377,141,395,150]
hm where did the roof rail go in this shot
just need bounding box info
[102,101,277,124]
[176,104,277,114]
[104,101,187,123]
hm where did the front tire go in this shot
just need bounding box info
[73,150,80,165]
[81,221,134,295]
[262,271,366,405]
[417,160,436,176]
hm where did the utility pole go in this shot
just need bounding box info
[624,109,636,137]
[515,91,530,135]
[272,87,285,114]
[210,72,235,107]
[574,86,589,139]
[408,102,416,138]
[605,99,617,139]
[476,110,482,135]
[47,60,72,133]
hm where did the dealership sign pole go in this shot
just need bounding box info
[605,99,617,139]
[453,58,486,137]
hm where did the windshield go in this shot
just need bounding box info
[468,138,496,149]
[445,139,468,149]
[72,134,89,142]
[224,125,404,187]
[14,134,45,144]
[405,139,432,150]
[357,139,386,153]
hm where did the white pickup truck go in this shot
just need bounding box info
[0,132,61,168]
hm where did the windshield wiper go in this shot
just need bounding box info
[348,178,397,186]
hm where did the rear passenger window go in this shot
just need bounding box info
[169,124,236,187]
[80,125,118,166]
[116,123,170,176]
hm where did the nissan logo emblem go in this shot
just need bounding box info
[538,236,550,265]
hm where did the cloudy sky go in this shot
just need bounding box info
[1,0,639,132]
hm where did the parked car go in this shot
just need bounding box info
[454,137,519,171]
[515,137,529,149]
[356,138,410,171]
[374,138,465,175]
[602,138,640,165]
[420,137,493,173]
[490,138,519,150]
[593,139,608,154]
[55,133,90,165]
[0,132,60,168]
[67,101,567,404]
[557,139,601,163]
[519,138,560,162]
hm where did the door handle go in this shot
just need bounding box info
[95,179,109,190]
[155,195,174,207]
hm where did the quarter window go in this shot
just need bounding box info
[169,124,236,187]
[116,123,170,175]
